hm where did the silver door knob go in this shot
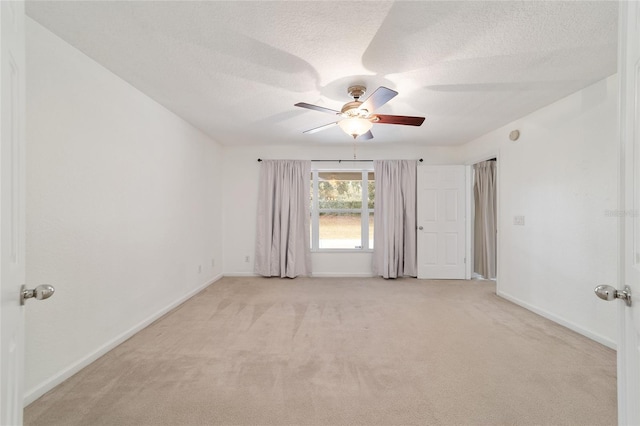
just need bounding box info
[20,284,55,305]
[594,285,631,307]
[418,226,424,230]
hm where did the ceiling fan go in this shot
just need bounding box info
[294,85,425,140]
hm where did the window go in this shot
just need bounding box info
[310,169,374,250]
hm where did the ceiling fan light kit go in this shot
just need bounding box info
[295,85,425,140]
[338,117,373,139]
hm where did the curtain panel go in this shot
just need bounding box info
[373,160,418,279]
[474,160,497,279]
[254,160,312,278]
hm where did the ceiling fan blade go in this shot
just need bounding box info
[360,86,398,112]
[374,114,425,126]
[359,130,374,140]
[294,102,340,115]
[303,122,339,134]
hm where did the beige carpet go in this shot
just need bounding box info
[25,277,616,426]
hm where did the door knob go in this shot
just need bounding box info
[20,284,55,305]
[594,285,632,307]
[418,226,424,230]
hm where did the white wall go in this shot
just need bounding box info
[462,75,619,348]
[223,144,461,276]
[24,18,224,403]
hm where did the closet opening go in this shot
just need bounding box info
[472,158,497,280]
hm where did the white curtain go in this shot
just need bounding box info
[254,160,311,278]
[474,160,497,279]
[373,160,417,279]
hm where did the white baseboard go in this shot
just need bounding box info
[223,272,260,277]
[311,272,376,277]
[497,290,616,350]
[224,272,376,278]
[23,274,223,406]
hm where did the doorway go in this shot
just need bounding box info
[471,158,497,280]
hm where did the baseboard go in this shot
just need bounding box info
[223,272,260,277]
[497,290,616,350]
[224,272,376,278]
[311,273,377,277]
[23,274,223,407]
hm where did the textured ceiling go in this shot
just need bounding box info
[25,1,618,146]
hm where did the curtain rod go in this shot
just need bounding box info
[257,158,423,163]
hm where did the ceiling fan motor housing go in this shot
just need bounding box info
[341,101,368,118]
[341,86,370,118]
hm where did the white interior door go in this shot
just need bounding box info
[417,165,466,279]
[0,2,26,424]
[618,1,640,423]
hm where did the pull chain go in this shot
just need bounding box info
[353,141,357,160]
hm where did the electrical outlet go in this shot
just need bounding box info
[198,265,202,274]
[513,215,525,226]
[244,255,250,263]
[211,258,215,267]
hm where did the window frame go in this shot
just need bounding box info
[310,164,374,252]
